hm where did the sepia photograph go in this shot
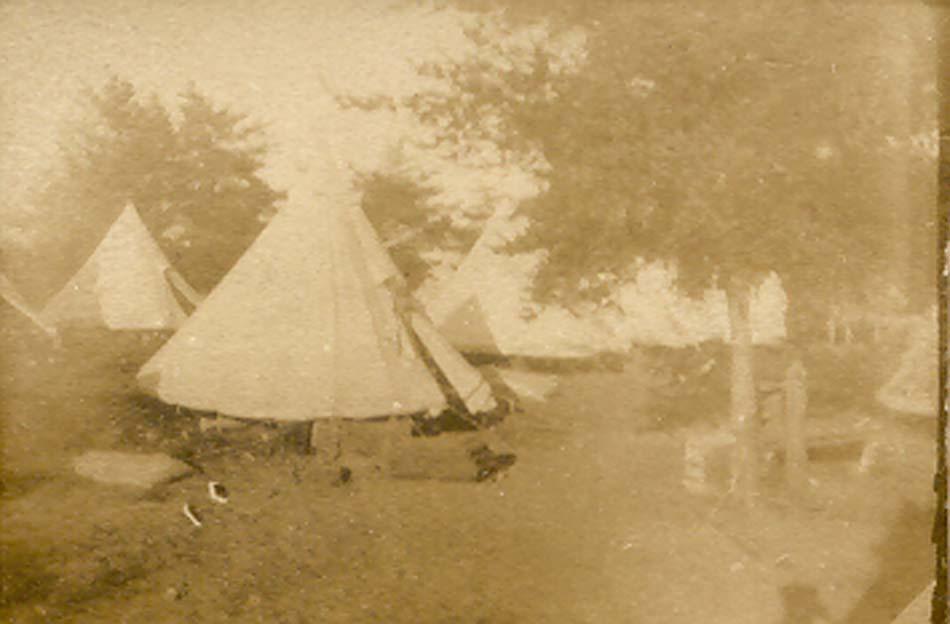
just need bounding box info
[1,1,945,622]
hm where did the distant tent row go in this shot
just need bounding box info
[604,266,788,347]
[29,200,787,357]
[419,220,788,359]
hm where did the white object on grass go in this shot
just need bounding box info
[182,503,202,527]
[208,481,229,504]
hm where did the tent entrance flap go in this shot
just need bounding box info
[408,313,497,416]
[164,268,205,311]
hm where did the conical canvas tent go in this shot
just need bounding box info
[876,312,938,416]
[137,194,495,422]
[0,272,58,337]
[40,204,191,330]
[889,581,934,624]
[422,225,614,359]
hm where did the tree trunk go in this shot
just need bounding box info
[783,359,809,497]
[726,280,759,506]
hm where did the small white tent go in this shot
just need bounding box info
[876,310,938,416]
[889,581,934,624]
[422,222,615,359]
[137,191,496,422]
[40,204,192,330]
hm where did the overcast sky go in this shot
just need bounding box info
[1,1,938,257]
[1,0,479,222]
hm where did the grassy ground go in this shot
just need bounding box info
[0,319,938,623]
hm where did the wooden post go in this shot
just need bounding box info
[827,304,840,346]
[310,419,343,463]
[376,416,403,476]
[726,280,759,507]
[783,356,808,496]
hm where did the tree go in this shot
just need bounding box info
[165,86,285,291]
[32,77,285,296]
[354,1,936,503]
[358,166,481,293]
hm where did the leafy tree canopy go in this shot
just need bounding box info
[357,1,937,332]
[359,168,483,292]
[28,77,285,296]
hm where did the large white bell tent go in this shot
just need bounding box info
[137,190,496,423]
